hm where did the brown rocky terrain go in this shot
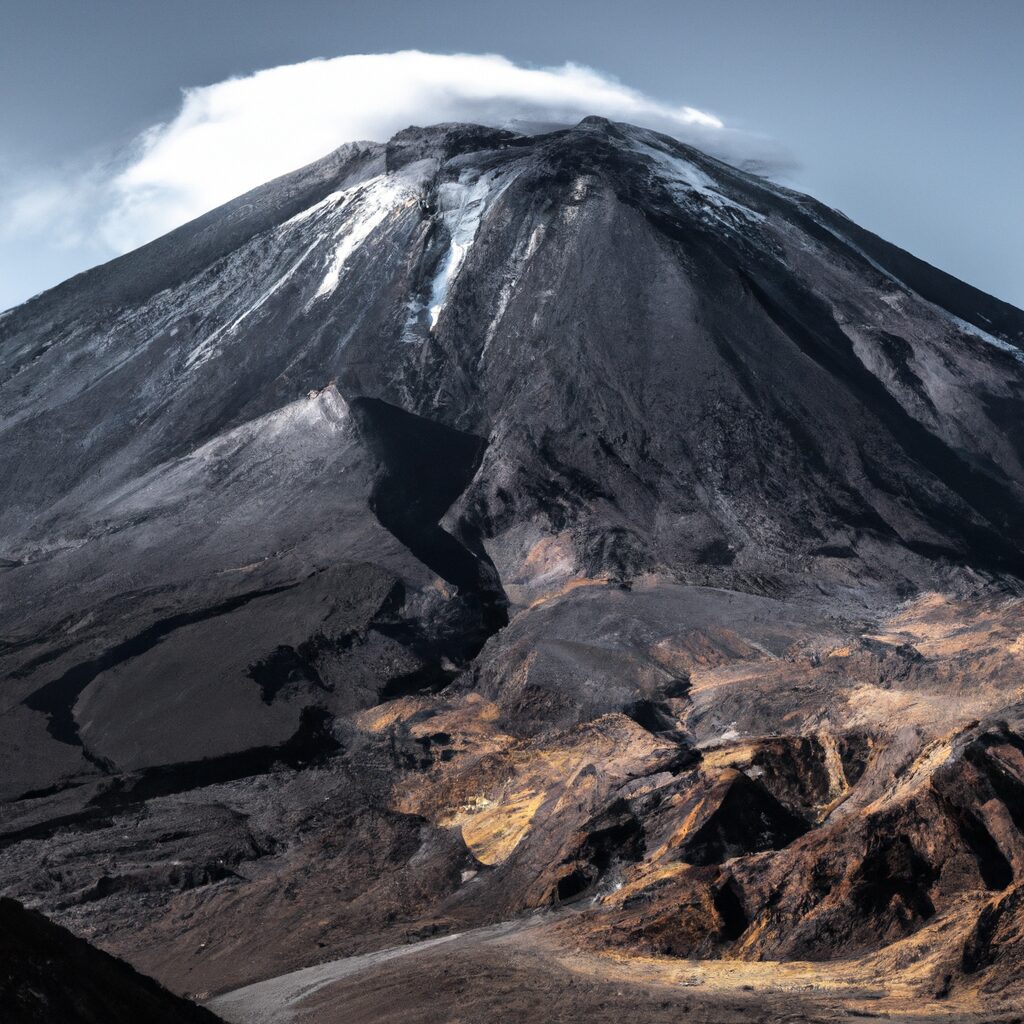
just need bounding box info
[7,580,1024,1021]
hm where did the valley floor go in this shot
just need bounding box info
[208,912,1017,1024]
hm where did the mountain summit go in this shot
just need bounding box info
[4,118,1023,597]
[3,119,1024,1022]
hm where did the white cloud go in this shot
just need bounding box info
[1,51,789,307]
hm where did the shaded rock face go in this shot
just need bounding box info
[0,897,222,1023]
[2,118,1024,1021]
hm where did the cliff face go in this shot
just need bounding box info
[2,118,1024,1022]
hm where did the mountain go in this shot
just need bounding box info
[2,117,1024,1022]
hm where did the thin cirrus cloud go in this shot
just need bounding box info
[1,51,789,307]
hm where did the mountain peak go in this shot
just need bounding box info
[574,114,616,129]
[3,116,1022,587]
[4,112,1024,1021]
[385,121,527,170]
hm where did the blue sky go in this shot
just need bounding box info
[1,0,1021,310]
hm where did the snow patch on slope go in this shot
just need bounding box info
[477,223,547,367]
[948,313,1024,363]
[635,141,764,225]
[807,215,905,290]
[811,213,1024,364]
[427,171,505,330]
[182,173,418,370]
[283,188,349,227]
[314,176,417,300]
[185,235,326,369]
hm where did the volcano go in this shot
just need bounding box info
[2,118,1024,1023]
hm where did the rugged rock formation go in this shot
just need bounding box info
[2,117,1024,1021]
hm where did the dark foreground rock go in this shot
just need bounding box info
[0,897,222,1023]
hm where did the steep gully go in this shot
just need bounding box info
[348,397,510,696]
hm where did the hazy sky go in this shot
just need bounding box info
[2,0,1022,311]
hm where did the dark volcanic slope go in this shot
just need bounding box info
[4,119,1024,593]
[3,118,1024,583]
[2,118,1024,1021]
[3,117,1023,795]
[0,897,222,1023]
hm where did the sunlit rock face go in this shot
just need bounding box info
[3,118,1024,1022]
